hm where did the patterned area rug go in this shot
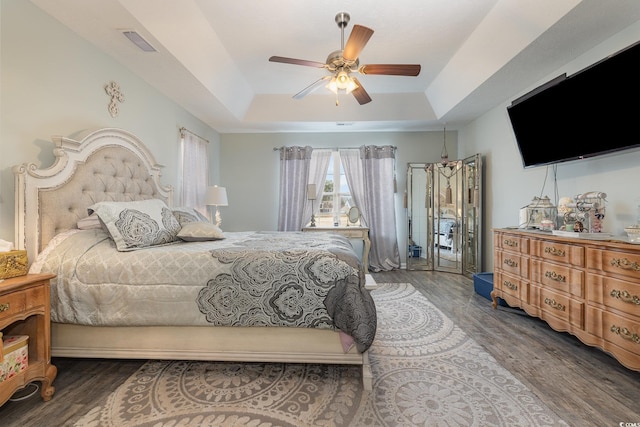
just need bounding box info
[75,283,568,426]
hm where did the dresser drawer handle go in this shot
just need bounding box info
[610,325,640,345]
[610,257,640,272]
[544,297,565,312]
[545,271,566,282]
[503,239,518,248]
[0,302,9,312]
[610,289,640,305]
[503,258,518,267]
[503,280,518,291]
[544,246,566,257]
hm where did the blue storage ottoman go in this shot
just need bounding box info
[473,273,508,307]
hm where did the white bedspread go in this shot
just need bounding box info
[31,229,377,351]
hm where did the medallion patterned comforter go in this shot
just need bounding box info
[30,229,377,352]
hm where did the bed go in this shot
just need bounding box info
[14,128,375,390]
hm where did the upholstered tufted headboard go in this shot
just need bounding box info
[14,128,173,263]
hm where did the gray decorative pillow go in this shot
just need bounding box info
[172,207,209,226]
[89,199,181,251]
[177,222,225,241]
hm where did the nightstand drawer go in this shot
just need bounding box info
[0,291,27,324]
[0,284,46,324]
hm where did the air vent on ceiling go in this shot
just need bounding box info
[336,122,354,127]
[122,30,157,52]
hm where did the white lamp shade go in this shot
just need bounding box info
[204,185,228,206]
[307,184,316,200]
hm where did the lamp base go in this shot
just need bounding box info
[310,213,316,227]
[215,207,222,227]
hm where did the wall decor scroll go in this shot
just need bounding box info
[104,81,125,117]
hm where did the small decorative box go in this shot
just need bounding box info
[0,250,28,279]
[0,335,29,383]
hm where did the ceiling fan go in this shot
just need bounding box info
[269,12,421,105]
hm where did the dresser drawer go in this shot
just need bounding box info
[494,233,529,255]
[496,250,529,279]
[538,287,584,329]
[587,248,640,281]
[531,239,584,267]
[495,270,528,303]
[588,273,640,317]
[603,311,640,357]
[531,259,584,298]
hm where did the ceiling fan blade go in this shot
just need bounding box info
[269,56,327,68]
[359,64,421,76]
[293,75,332,99]
[342,25,374,62]
[350,77,372,105]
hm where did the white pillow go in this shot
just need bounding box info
[177,222,225,241]
[89,199,180,251]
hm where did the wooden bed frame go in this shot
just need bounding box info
[14,128,372,390]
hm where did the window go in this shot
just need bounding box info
[317,151,353,227]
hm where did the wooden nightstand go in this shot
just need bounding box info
[302,226,370,273]
[1,273,57,405]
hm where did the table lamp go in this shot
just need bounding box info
[205,185,228,227]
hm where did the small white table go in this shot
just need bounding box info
[302,226,370,274]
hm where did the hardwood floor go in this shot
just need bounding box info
[375,270,640,427]
[1,270,639,426]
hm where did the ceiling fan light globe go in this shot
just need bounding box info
[345,78,359,94]
[336,70,350,88]
[326,77,338,94]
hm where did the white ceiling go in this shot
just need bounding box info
[30,0,640,133]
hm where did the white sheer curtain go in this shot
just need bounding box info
[304,150,332,225]
[342,146,400,272]
[179,129,209,217]
[277,146,313,231]
[340,149,367,226]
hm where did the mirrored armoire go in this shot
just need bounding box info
[405,154,482,277]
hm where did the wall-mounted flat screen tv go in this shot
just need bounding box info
[507,41,640,168]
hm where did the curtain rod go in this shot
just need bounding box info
[273,145,397,151]
[179,127,209,143]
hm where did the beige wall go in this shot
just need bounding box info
[219,130,458,263]
[0,0,220,245]
[459,20,640,271]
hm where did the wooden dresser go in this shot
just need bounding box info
[1,274,57,405]
[492,228,640,372]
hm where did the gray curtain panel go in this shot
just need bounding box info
[277,146,312,231]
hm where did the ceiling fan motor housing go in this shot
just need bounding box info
[326,50,359,72]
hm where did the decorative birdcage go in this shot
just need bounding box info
[519,196,557,229]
